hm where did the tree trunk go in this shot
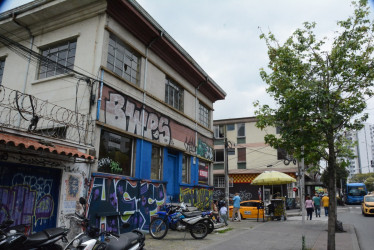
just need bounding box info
[327,136,336,250]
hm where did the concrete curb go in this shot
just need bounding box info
[351,225,360,250]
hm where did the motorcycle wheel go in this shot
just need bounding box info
[190,222,208,239]
[149,218,168,239]
[203,219,214,234]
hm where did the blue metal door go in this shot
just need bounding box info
[165,154,178,201]
[0,162,61,232]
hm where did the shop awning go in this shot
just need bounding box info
[0,133,94,160]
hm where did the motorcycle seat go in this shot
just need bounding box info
[106,232,140,250]
[23,231,49,246]
[43,227,66,238]
[23,227,66,246]
[181,211,202,218]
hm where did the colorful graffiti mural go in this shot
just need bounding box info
[101,85,215,157]
[103,89,171,145]
[179,186,213,210]
[0,162,61,232]
[87,175,166,232]
[197,138,213,160]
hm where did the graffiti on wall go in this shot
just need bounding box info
[197,138,213,160]
[101,85,215,155]
[0,163,61,233]
[104,91,171,144]
[184,136,196,153]
[213,184,259,201]
[87,176,166,232]
[179,186,213,210]
[65,174,82,201]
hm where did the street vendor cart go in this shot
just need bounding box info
[266,198,286,221]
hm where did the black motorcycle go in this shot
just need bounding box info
[0,219,68,250]
[64,197,145,250]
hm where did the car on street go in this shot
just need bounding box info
[361,194,374,216]
[228,200,264,219]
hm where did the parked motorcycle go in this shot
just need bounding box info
[0,219,68,250]
[64,197,145,250]
[177,203,215,234]
[149,204,209,240]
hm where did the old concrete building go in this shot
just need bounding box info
[0,0,225,232]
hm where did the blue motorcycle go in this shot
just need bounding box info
[149,204,209,240]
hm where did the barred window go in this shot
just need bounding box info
[0,59,4,85]
[107,33,140,85]
[39,40,77,79]
[214,176,233,188]
[199,102,210,128]
[165,78,184,111]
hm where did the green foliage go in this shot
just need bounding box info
[110,160,122,173]
[256,2,374,247]
[350,173,374,191]
[255,0,374,167]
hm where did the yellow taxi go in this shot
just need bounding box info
[361,194,374,216]
[228,200,264,219]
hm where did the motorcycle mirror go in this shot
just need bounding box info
[122,222,130,229]
[79,197,87,205]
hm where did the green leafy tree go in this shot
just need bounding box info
[350,173,374,191]
[254,1,374,249]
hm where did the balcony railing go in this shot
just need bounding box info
[0,86,94,146]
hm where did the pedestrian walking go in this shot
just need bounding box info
[322,194,329,216]
[231,193,241,222]
[219,204,228,226]
[312,193,321,217]
[305,196,314,220]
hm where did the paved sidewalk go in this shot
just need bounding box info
[145,210,359,250]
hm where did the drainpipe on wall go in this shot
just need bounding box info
[96,70,104,121]
[139,32,163,173]
[195,77,206,179]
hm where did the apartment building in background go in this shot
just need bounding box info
[345,123,374,179]
[213,117,298,205]
[0,0,225,233]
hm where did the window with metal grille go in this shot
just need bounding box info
[0,59,4,85]
[107,33,140,85]
[199,102,210,128]
[165,78,184,111]
[39,40,77,79]
[214,176,233,188]
[238,148,246,162]
[214,176,225,188]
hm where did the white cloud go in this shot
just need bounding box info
[138,0,374,123]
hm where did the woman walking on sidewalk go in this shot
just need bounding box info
[305,196,314,220]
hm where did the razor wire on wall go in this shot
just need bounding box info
[0,85,94,146]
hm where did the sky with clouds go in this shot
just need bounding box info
[2,0,374,123]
